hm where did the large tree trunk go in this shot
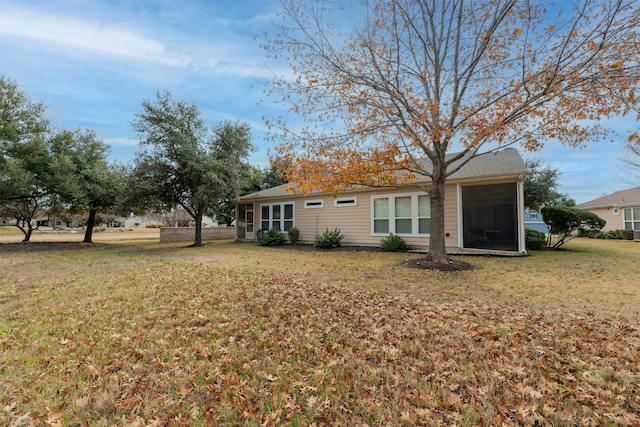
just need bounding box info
[83,208,97,243]
[193,211,203,246]
[21,224,33,243]
[427,174,452,264]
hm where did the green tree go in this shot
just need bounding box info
[266,0,640,265]
[209,164,262,227]
[541,206,605,249]
[49,129,126,243]
[262,156,288,189]
[209,157,289,227]
[524,159,574,211]
[131,92,254,246]
[0,75,52,242]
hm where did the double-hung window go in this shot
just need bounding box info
[372,193,430,235]
[261,202,295,232]
[624,208,640,231]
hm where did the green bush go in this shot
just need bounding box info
[525,228,546,250]
[260,228,285,246]
[577,228,605,239]
[380,233,410,252]
[605,229,623,240]
[605,229,634,240]
[621,229,635,240]
[314,228,344,249]
[287,226,300,244]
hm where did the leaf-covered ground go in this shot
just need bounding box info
[1,239,639,426]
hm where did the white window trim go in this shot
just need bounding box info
[612,207,619,215]
[260,202,295,232]
[371,193,430,236]
[334,197,357,207]
[304,199,324,209]
[623,207,640,231]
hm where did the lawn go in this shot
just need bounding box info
[1,238,638,426]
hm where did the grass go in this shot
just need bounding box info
[1,238,639,425]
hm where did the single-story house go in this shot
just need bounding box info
[524,210,550,234]
[235,148,528,253]
[0,218,16,227]
[576,187,640,232]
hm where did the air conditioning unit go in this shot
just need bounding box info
[634,230,640,242]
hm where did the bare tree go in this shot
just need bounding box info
[265,0,640,264]
[621,139,640,183]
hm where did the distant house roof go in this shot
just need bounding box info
[237,148,526,201]
[576,187,640,209]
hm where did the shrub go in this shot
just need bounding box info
[541,206,606,249]
[605,229,623,240]
[287,227,300,244]
[145,222,165,228]
[260,228,285,246]
[621,229,635,240]
[606,229,634,240]
[314,228,344,249]
[380,233,410,252]
[525,228,546,250]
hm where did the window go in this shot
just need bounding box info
[334,197,357,207]
[373,198,389,234]
[530,212,538,220]
[304,199,324,209]
[613,207,619,215]
[395,196,412,234]
[623,208,640,231]
[371,193,430,235]
[418,195,431,234]
[261,202,295,232]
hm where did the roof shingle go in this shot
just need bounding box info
[237,148,526,201]
[576,187,640,209]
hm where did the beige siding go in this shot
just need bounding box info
[254,184,459,248]
[584,207,625,231]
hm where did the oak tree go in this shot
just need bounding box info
[131,92,254,246]
[49,129,125,243]
[266,0,640,264]
[0,75,52,242]
[523,159,574,211]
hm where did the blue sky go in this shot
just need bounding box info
[0,0,636,204]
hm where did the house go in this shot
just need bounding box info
[524,210,550,234]
[235,148,528,253]
[576,187,640,232]
[0,218,16,227]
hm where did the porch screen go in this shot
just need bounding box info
[462,183,518,251]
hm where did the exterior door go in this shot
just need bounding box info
[245,204,254,239]
[236,203,255,240]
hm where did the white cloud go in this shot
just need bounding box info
[0,7,188,67]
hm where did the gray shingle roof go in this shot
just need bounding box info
[576,187,640,209]
[237,148,526,201]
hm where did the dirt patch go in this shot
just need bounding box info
[401,258,476,271]
[271,243,383,252]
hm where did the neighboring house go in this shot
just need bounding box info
[524,210,550,234]
[576,187,640,232]
[123,212,217,228]
[0,218,16,227]
[235,148,528,253]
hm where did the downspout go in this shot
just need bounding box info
[457,183,463,249]
[517,179,526,253]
